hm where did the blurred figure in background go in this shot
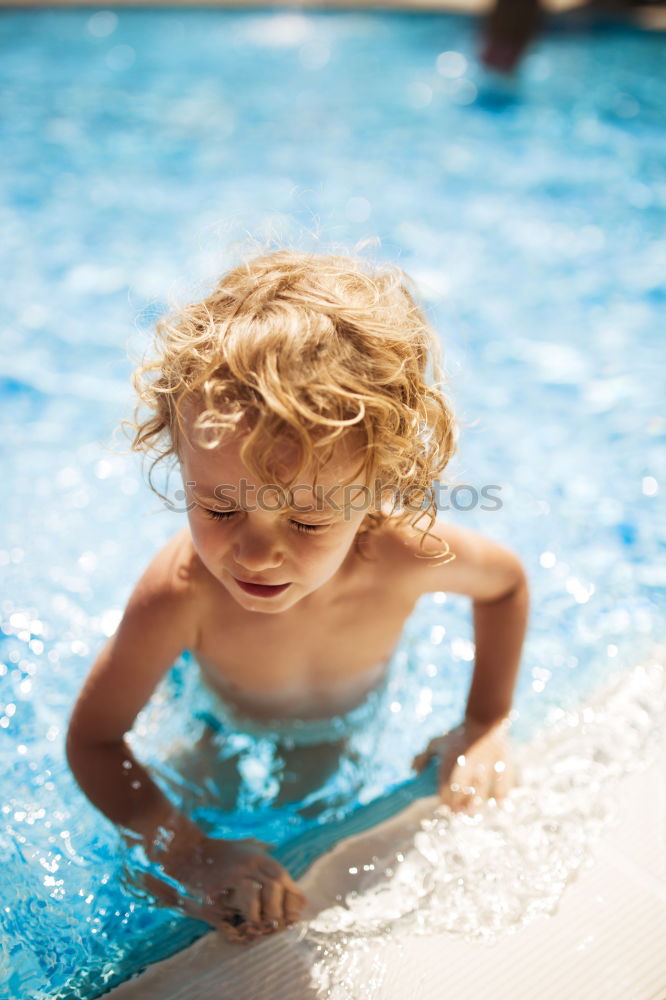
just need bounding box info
[481,0,544,73]
[480,0,666,74]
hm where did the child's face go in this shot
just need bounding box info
[179,421,371,614]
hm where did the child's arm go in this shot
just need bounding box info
[402,519,529,812]
[66,541,202,851]
[66,539,305,938]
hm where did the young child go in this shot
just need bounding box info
[66,250,529,943]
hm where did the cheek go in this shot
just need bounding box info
[307,529,358,569]
[188,516,226,554]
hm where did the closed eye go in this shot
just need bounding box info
[201,509,328,534]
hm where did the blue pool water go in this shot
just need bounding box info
[1,8,664,998]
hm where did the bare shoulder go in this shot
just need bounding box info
[359,515,434,590]
[133,525,198,594]
[379,514,527,602]
[67,528,205,744]
[127,526,223,643]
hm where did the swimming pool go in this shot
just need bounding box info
[1,7,664,998]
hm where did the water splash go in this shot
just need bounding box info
[302,656,664,999]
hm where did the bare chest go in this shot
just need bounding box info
[194,571,419,720]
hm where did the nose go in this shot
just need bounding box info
[232,524,284,574]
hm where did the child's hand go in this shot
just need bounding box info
[140,833,307,943]
[411,715,514,814]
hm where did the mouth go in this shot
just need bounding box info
[233,578,292,598]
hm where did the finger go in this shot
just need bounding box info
[449,780,477,813]
[264,863,307,902]
[412,738,441,772]
[284,888,306,926]
[437,777,457,809]
[413,752,436,772]
[211,912,247,940]
[219,924,250,944]
[437,757,464,808]
[216,911,262,945]
[257,864,304,907]
[470,764,492,805]
[490,759,513,801]
[449,781,467,812]
[144,875,250,942]
[462,789,485,814]
[177,892,243,937]
[259,878,284,928]
[234,878,263,925]
[234,918,264,943]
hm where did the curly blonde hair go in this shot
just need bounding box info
[128,249,457,560]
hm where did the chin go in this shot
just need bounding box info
[236,596,295,615]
